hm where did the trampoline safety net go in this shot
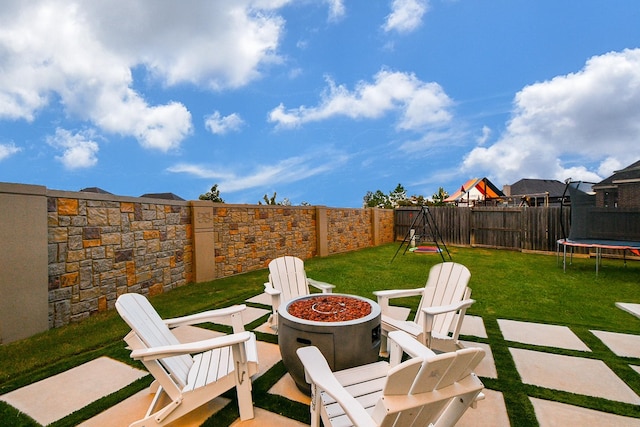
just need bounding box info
[566,181,640,242]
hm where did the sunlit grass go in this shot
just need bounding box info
[1,243,639,426]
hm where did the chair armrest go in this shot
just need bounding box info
[373,288,424,300]
[422,299,475,316]
[263,283,281,296]
[131,331,253,361]
[297,346,377,427]
[388,330,436,361]
[164,304,247,328]
[307,278,335,293]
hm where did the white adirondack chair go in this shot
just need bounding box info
[297,330,485,427]
[115,293,258,427]
[264,255,335,330]
[374,262,474,353]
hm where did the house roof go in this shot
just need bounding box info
[594,160,640,188]
[507,179,567,198]
[444,178,505,202]
[79,187,113,194]
[139,192,185,201]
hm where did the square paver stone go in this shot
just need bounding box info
[247,292,272,306]
[510,348,640,405]
[530,397,640,427]
[457,389,510,427]
[498,319,590,351]
[616,302,640,320]
[591,330,640,358]
[461,315,488,338]
[460,340,497,378]
[1,357,147,426]
[80,390,230,427]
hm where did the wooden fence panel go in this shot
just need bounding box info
[395,206,567,252]
[470,208,522,249]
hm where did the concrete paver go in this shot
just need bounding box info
[461,314,488,338]
[591,329,640,358]
[616,302,640,320]
[498,319,590,351]
[530,397,640,427]
[0,357,147,426]
[510,348,640,405]
[3,293,640,426]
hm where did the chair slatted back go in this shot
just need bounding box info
[116,293,193,388]
[375,346,484,426]
[268,256,310,304]
[415,262,471,335]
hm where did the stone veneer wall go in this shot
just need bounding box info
[325,207,395,254]
[210,205,318,278]
[0,181,394,337]
[47,191,192,328]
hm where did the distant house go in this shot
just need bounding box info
[444,178,504,207]
[139,192,186,201]
[592,160,640,208]
[80,187,113,195]
[502,179,567,207]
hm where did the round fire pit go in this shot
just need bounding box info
[278,293,381,394]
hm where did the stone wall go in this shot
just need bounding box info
[1,182,395,340]
[47,191,192,327]
[210,205,317,277]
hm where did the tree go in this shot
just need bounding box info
[199,184,224,203]
[389,183,408,207]
[431,187,449,206]
[363,189,391,208]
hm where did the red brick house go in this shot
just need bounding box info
[592,160,640,208]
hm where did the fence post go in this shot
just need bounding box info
[0,183,49,343]
[316,206,329,256]
[371,207,381,246]
[191,201,216,282]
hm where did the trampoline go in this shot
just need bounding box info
[557,180,640,274]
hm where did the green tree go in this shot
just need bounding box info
[389,183,408,207]
[431,187,449,206]
[363,189,392,208]
[199,184,224,203]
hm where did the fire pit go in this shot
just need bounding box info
[278,293,381,394]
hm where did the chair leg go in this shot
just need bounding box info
[379,332,389,357]
[309,383,322,427]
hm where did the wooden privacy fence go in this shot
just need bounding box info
[395,206,569,252]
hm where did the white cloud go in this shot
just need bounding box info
[167,150,348,192]
[268,70,453,130]
[463,48,640,185]
[477,126,491,145]
[0,1,291,151]
[47,128,99,169]
[325,0,346,22]
[383,0,429,34]
[0,142,21,161]
[205,111,245,135]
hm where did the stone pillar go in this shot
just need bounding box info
[191,201,216,282]
[371,208,381,246]
[0,183,49,343]
[316,206,328,257]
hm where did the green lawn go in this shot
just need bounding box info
[1,244,639,426]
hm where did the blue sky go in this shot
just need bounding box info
[1,1,640,207]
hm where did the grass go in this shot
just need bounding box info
[1,244,639,426]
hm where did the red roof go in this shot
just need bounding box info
[444,178,504,202]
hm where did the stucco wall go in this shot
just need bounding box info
[0,183,49,343]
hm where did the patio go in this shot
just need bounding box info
[1,245,639,426]
[2,293,640,426]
